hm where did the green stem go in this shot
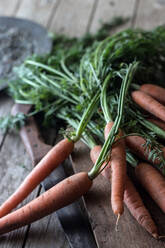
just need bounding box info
[73,90,100,142]
[126,151,138,167]
[21,77,40,88]
[60,59,77,82]
[25,60,74,83]
[88,61,139,180]
[101,73,113,123]
[129,108,165,139]
[131,83,140,90]
[82,132,97,149]
[138,118,165,139]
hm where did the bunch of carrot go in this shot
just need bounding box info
[1,25,165,239]
[0,62,137,234]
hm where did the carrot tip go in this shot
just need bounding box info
[115,214,120,232]
[152,233,159,239]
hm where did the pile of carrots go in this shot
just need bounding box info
[0,80,164,240]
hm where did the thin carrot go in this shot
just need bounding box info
[0,138,74,218]
[140,84,165,105]
[132,90,165,122]
[90,145,158,238]
[0,172,92,235]
[124,175,158,239]
[125,135,165,165]
[0,89,100,218]
[135,162,165,213]
[104,122,126,216]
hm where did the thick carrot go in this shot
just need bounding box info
[0,138,74,218]
[0,172,92,235]
[90,145,158,238]
[104,122,126,216]
[125,135,165,166]
[135,162,165,213]
[140,84,165,105]
[132,90,165,122]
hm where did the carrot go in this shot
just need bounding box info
[104,122,126,216]
[90,145,111,180]
[0,172,92,235]
[140,84,165,105]
[132,90,165,122]
[125,135,165,166]
[124,175,158,239]
[0,138,74,218]
[90,145,158,238]
[135,162,165,213]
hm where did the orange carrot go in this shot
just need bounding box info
[90,145,158,238]
[90,145,111,180]
[104,122,126,216]
[132,90,165,122]
[140,84,165,105]
[124,175,158,239]
[125,135,165,166]
[0,172,92,235]
[0,138,74,218]
[135,162,165,213]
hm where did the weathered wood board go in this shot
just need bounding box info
[0,0,21,16]
[90,0,136,33]
[71,141,165,248]
[25,188,69,248]
[0,124,40,247]
[135,0,165,29]
[0,96,13,145]
[0,0,165,247]
[49,0,96,36]
[16,0,60,28]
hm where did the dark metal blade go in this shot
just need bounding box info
[0,16,52,90]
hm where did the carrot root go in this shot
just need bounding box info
[90,145,158,238]
[140,84,165,105]
[0,138,74,218]
[104,122,126,216]
[132,90,165,122]
[0,172,92,235]
[135,162,165,213]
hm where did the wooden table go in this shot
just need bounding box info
[0,0,165,247]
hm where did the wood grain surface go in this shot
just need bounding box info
[71,141,165,248]
[135,0,165,29]
[0,0,165,247]
[49,0,96,36]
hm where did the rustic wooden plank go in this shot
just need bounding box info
[24,187,69,248]
[71,141,165,248]
[135,0,165,29]
[0,122,40,247]
[0,0,21,16]
[16,0,60,28]
[49,0,96,36]
[0,95,13,146]
[90,0,136,33]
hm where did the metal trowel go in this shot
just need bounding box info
[0,16,52,90]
